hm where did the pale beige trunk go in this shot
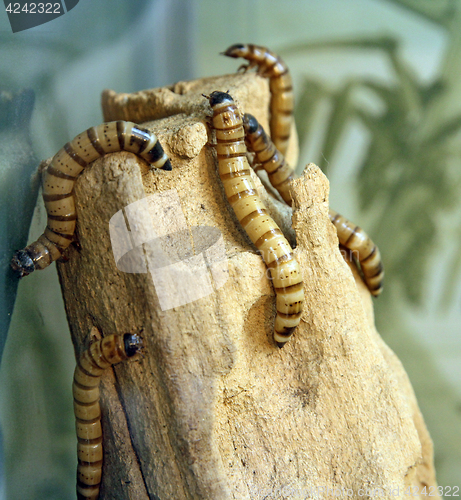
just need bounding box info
[55,73,438,499]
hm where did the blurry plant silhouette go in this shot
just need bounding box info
[284,0,461,306]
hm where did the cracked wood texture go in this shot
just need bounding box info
[54,73,439,499]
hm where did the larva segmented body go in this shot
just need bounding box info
[243,113,295,206]
[243,113,384,297]
[11,121,172,278]
[224,43,293,156]
[328,210,384,296]
[74,333,142,500]
[206,91,304,345]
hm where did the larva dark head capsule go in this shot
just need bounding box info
[223,43,246,58]
[10,250,35,278]
[242,113,259,134]
[161,159,173,171]
[208,91,234,108]
[123,333,143,358]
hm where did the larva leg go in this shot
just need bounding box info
[74,332,143,500]
[243,112,384,297]
[205,91,304,345]
[11,121,172,278]
[223,44,294,156]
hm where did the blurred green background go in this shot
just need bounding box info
[0,0,460,498]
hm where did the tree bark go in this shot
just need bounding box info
[55,73,438,499]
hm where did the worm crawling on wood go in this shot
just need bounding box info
[205,91,304,345]
[11,121,172,278]
[328,209,384,296]
[242,113,295,206]
[243,112,384,297]
[74,333,143,500]
[223,43,293,156]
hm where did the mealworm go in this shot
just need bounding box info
[74,333,143,500]
[328,210,384,296]
[205,91,304,345]
[243,112,384,296]
[223,43,293,157]
[242,112,295,206]
[10,121,172,278]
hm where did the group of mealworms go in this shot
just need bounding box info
[10,44,384,499]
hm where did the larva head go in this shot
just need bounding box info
[207,91,234,109]
[123,333,143,358]
[222,43,247,58]
[242,113,258,134]
[10,250,35,278]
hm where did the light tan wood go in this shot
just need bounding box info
[54,73,438,499]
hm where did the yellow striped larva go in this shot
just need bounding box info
[11,121,171,278]
[205,91,304,345]
[73,333,142,500]
[223,43,293,156]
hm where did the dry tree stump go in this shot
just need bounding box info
[55,73,438,499]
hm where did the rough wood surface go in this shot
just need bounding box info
[55,73,438,499]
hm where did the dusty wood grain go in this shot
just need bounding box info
[54,73,438,499]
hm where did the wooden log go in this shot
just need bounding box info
[55,73,438,499]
